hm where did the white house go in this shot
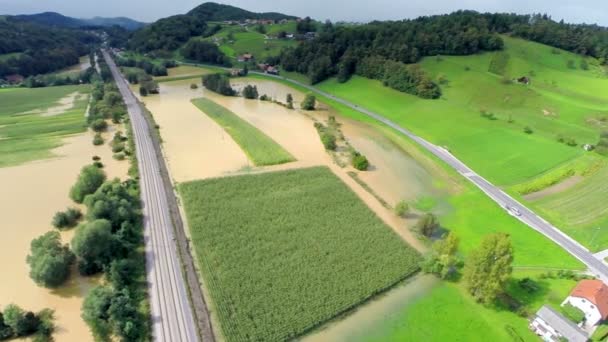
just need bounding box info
[530,305,588,342]
[562,279,608,327]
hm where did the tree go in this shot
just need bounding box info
[108,259,139,288]
[422,232,460,279]
[202,73,236,96]
[139,86,148,97]
[90,119,108,132]
[567,59,576,69]
[463,233,513,304]
[27,231,74,288]
[394,200,410,217]
[109,289,144,341]
[72,219,118,275]
[320,132,336,150]
[82,286,114,341]
[0,312,12,340]
[286,93,294,109]
[2,305,38,337]
[415,213,439,237]
[580,59,589,70]
[242,85,259,99]
[301,94,316,110]
[93,133,104,146]
[69,165,107,203]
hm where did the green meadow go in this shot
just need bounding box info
[207,25,298,60]
[0,85,89,167]
[191,97,295,166]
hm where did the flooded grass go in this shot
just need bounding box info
[191,97,295,166]
[0,85,90,167]
[179,167,420,342]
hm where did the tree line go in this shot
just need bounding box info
[280,11,608,98]
[0,17,98,78]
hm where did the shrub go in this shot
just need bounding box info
[92,133,104,146]
[52,208,82,229]
[415,213,439,237]
[351,151,369,171]
[190,83,198,89]
[523,126,533,134]
[111,142,125,153]
[259,94,270,101]
[395,200,410,217]
[202,73,236,96]
[242,85,259,99]
[2,305,38,337]
[301,94,316,110]
[320,132,336,150]
[113,153,126,161]
[90,119,108,132]
[26,232,74,288]
[567,60,576,69]
[139,85,148,96]
[69,165,107,203]
[92,155,101,161]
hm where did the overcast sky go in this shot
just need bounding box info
[2,0,607,25]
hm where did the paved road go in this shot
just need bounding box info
[252,71,608,281]
[103,51,199,342]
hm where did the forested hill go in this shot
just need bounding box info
[281,11,608,98]
[11,12,145,30]
[128,2,296,53]
[187,2,297,21]
[0,17,98,77]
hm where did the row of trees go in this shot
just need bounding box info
[181,40,232,66]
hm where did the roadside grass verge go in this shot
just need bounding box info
[0,85,89,167]
[179,167,420,342]
[191,97,295,166]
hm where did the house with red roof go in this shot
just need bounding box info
[562,279,608,326]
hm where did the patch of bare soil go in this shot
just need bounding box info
[523,175,584,201]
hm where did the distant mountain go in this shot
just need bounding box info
[13,12,84,28]
[187,2,297,21]
[82,17,146,31]
[11,12,145,30]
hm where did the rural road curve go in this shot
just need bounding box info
[104,51,199,342]
[252,71,608,281]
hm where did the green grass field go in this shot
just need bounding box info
[358,270,577,342]
[0,85,89,167]
[191,97,295,166]
[179,167,420,342]
[207,26,298,60]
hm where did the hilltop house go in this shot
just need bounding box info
[5,74,24,84]
[562,279,608,326]
[530,305,588,342]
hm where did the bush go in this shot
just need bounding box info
[51,207,82,229]
[111,142,125,153]
[190,83,198,89]
[113,153,126,161]
[90,119,108,132]
[259,94,270,101]
[351,151,369,171]
[415,213,439,237]
[92,133,104,146]
[523,126,533,134]
[242,85,259,99]
[395,200,409,217]
[301,94,316,110]
[26,232,74,288]
[202,73,236,96]
[2,305,38,337]
[320,132,336,150]
[139,86,148,97]
[69,165,107,203]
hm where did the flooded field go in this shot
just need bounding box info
[0,127,128,341]
[155,65,212,82]
[301,275,438,342]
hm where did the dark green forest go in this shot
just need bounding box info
[0,17,98,77]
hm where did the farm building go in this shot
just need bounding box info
[517,76,531,85]
[562,279,608,326]
[237,54,254,62]
[530,305,588,342]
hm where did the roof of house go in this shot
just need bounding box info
[536,305,588,342]
[570,279,608,319]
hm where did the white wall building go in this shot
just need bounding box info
[530,305,588,342]
[562,279,608,327]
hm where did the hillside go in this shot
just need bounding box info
[11,11,145,30]
[187,2,297,21]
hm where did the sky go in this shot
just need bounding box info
[1,0,607,26]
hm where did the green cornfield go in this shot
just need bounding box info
[179,167,420,341]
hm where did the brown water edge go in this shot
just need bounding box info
[0,125,129,341]
[300,275,438,342]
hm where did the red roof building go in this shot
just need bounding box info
[562,279,608,326]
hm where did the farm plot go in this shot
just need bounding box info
[191,97,295,166]
[179,167,420,341]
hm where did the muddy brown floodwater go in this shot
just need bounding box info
[0,126,128,341]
